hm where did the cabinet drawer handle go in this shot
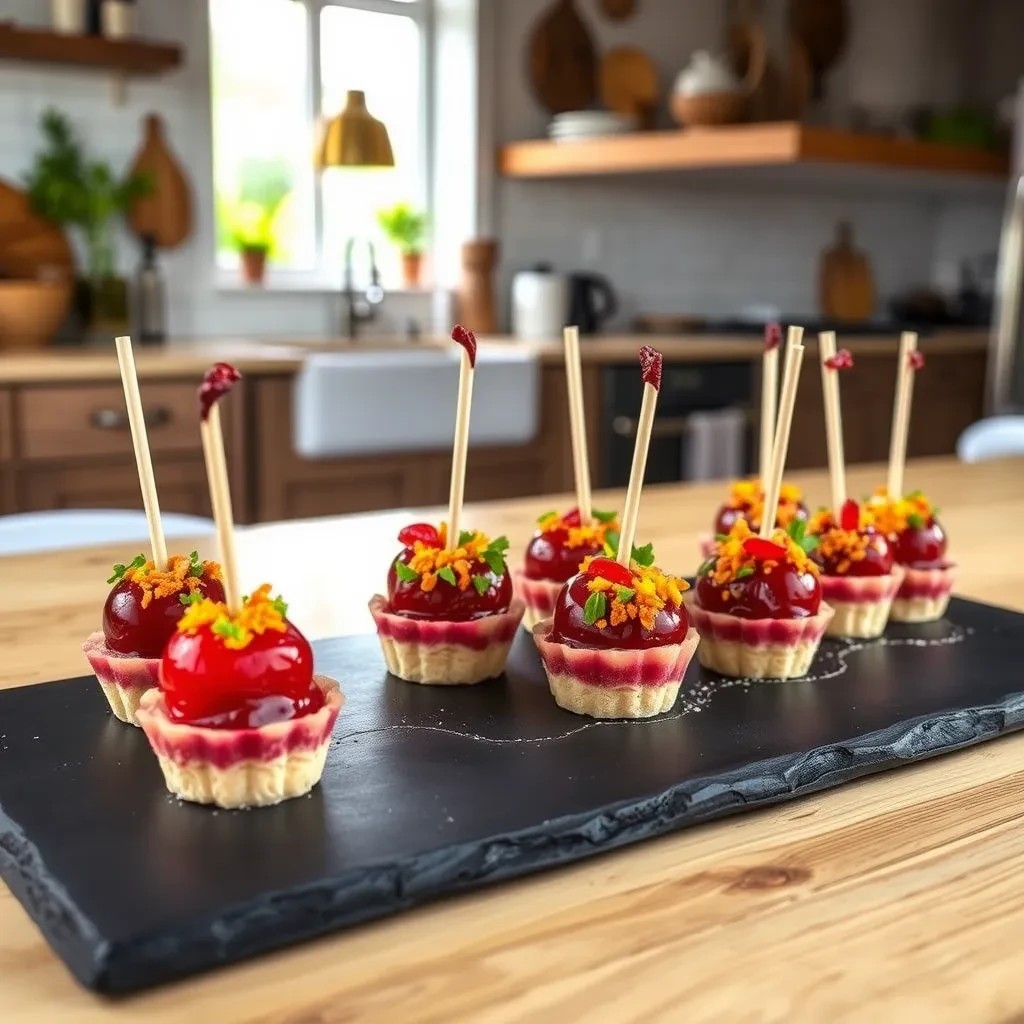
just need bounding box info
[91,407,171,431]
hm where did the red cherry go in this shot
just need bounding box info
[103,575,226,658]
[814,528,894,577]
[713,500,808,536]
[584,556,634,587]
[398,523,442,548]
[892,518,947,568]
[562,507,582,527]
[743,537,787,561]
[840,499,860,531]
[161,619,321,729]
[525,528,602,583]
[387,549,512,620]
[551,573,689,650]
[696,563,821,620]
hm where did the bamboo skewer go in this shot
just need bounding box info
[819,331,847,517]
[446,327,477,551]
[616,346,663,567]
[760,328,805,539]
[114,335,167,569]
[759,323,781,485]
[886,331,919,498]
[563,326,593,523]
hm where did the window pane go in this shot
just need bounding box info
[210,0,316,271]
[320,8,423,286]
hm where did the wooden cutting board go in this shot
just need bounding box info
[819,221,875,322]
[600,47,658,126]
[789,0,847,98]
[0,180,74,279]
[528,0,597,115]
[126,114,193,249]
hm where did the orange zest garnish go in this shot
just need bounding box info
[537,511,619,550]
[815,527,875,576]
[119,553,220,610]
[864,488,936,536]
[579,555,688,632]
[704,518,818,589]
[725,479,804,530]
[400,524,509,593]
[177,583,288,650]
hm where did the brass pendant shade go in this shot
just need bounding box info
[317,90,395,169]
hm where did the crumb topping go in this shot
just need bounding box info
[537,509,619,550]
[726,479,804,528]
[396,524,509,594]
[579,555,688,631]
[864,488,937,535]
[176,583,287,650]
[108,551,221,609]
[815,527,874,575]
[702,518,819,588]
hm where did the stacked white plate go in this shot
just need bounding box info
[547,110,636,142]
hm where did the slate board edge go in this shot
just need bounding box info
[3,690,1022,995]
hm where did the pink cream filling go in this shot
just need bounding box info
[532,621,700,688]
[137,676,343,770]
[683,594,834,646]
[896,563,955,600]
[82,631,160,690]
[513,572,561,618]
[369,594,524,650]
[819,566,904,605]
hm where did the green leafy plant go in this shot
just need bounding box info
[23,109,151,282]
[220,199,277,256]
[376,202,428,255]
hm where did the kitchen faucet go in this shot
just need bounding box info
[342,237,385,339]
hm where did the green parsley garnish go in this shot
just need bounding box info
[786,517,819,554]
[715,533,729,542]
[593,508,617,523]
[603,529,620,558]
[271,594,288,616]
[186,550,204,578]
[107,553,147,585]
[907,513,925,529]
[583,592,607,625]
[458,530,475,546]
[394,560,419,583]
[697,557,716,577]
[536,511,557,524]
[631,542,655,568]
[178,591,203,606]
[472,575,491,595]
[615,585,635,603]
[735,566,755,579]
[481,536,510,575]
[437,565,458,586]
[212,618,243,642]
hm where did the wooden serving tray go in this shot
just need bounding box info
[1,597,1022,994]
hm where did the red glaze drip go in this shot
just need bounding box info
[713,500,809,536]
[825,348,854,371]
[909,350,925,371]
[813,528,894,577]
[695,563,822,620]
[743,536,787,561]
[639,345,663,390]
[892,517,947,568]
[584,556,634,587]
[161,619,321,729]
[764,322,782,351]
[551,573,688,650]
[103,575,225,658]
[198,362,241,421]
[452,324,477,368]
[398,523,442,548]
[388,549,512,620]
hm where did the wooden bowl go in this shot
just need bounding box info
[671,90,747,127]
[0,280,72,350]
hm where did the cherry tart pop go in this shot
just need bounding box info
[866,489,954,623]
[82,551,224,726]
[684,519,833,680]
[515,507,619,631]
[369,522,525,685]
[135,585,343,809]
[808,501,904,639]
[700,480,808,559]
[533,552,700,719]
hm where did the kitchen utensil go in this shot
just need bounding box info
[600,47,659,129]
[0,280,72,349]
[789,0,847,99]
[0,180,74,280]
[819,221,875,323]
[598,0,636,20]
[568,271,617,334]
[126,114,193,250]
[527,0,597,115]
[457,238,499,335]
[512,264,569,340]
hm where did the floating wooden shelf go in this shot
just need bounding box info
[499,122,1010,183]
[0,23,181,75]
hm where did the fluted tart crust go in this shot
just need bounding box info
[82,630,160,727]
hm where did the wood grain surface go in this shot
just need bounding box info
[2,456,1023,1022]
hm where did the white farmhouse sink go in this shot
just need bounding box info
[293,347,540,458]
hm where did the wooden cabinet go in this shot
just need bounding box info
[0,388,13,514]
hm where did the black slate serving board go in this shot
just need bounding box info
[2,597,1024,994]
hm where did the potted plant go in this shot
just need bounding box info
[376,202,428,288]
[23,109,151,338]
[218,199,279,286]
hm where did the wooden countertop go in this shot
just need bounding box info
[2,456,1024,1021]
[0,329,990,383]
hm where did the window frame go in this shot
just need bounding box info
[212,0,435,291]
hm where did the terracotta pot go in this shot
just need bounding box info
[240,247,268,286]
[401,251,423,289]
[0,280,73,350]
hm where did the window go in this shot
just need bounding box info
[210,0,430,285]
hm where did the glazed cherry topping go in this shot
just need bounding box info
[398,523,442,548]
[524,508,605,583]
[388,549,512,620]
[695,562,821,620]
[892,517,947,568]
[551,573,689,650]
[713,500,808,537]
[813,528,894,577]
[161,619,321,729]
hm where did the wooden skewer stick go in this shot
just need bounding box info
[760,329,805,539]
[563,326,592,523]
[114,335,167,568]
[818,331,847,517]
[199,365,242,614]
[886,331,919,498]
[446,326,478,551]
[759,323,781,485]
[616,346,663,567]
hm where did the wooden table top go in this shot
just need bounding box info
[2,455,1022,1022]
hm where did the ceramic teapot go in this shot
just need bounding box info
[673,51,743,98]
